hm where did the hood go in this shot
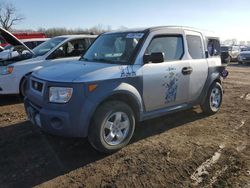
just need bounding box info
[32,61,120,82]
[0,28,34,55]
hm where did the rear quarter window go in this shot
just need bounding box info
[186,35,204,59]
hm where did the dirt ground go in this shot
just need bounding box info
[0,63,249,188]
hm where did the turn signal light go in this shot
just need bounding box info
[88,84,98,92]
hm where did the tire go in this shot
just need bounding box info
[20,77,28,98]
[88,100,136,153]
[201,82,223,115]
[238,61,243,65]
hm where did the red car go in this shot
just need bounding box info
[0,32,46,47]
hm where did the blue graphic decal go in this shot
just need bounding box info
[120,66,136,78]
[163,67,180,103]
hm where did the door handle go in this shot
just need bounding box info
[182,67,193,75]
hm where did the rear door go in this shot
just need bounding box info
[185,30,208,102]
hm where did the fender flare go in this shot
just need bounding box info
[199,71,221,105]
[81,82,144,136]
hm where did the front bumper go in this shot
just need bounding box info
[24,78,96,138]
[24,98,75,137]
[0,74,20,94]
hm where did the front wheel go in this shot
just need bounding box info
[201,82,223,115]
[20,77,28,98]
[88,101,135,153]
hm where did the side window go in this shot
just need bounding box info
[66,39,87,57]
[50,39,87,59]
[186,35,204,59]
[89,38,96,45]
[24,42,35,49]
[207,38,220,57]
[146,35,184,61]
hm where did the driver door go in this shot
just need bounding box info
[142,35,190,112]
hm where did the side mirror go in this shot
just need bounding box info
[143,52,164,64]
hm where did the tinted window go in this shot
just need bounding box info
[49,39,89,59]
[24,41,35,49]
[146,36,184,61]
[62,39,87,57]
[207,39,220,56]
[187,35,204,59]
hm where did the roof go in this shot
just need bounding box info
[20,38,50,42]
[54,34,98,39]
[105,26,219,38]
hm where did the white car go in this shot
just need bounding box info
[0,28,97,96]
[0,46,3,52]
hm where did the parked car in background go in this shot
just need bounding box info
[0,28,97,96]
[238,47,250,64]
[20,38,50,49]
[221,45,241,63]
[24,26,228,153]
[0,31,46,47]
[0,38,49,61]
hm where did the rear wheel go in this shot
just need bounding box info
[201,82,223,115]
[88,101,135,153]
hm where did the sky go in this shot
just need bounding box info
[8,0,250,41]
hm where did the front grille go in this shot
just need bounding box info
[31,78,44,94]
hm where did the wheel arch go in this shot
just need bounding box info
[19,72,32,95]
[199,71,222,105]
[84,83,144,136]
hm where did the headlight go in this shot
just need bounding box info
[49,87,73,103]
[0,66,14,75]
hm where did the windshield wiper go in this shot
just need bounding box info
[92,58,120,64]
[80,57,90,61]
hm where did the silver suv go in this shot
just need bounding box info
[25,26,228,153]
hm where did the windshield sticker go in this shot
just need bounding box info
[163,67,180,103]
[126,33,144,39]
[119,66,136,78]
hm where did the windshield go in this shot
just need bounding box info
[82,32,145,64]
[33,37,66,57]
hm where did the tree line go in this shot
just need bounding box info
[0,1,115,37]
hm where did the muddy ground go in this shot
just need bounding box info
[0,64,249,188]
